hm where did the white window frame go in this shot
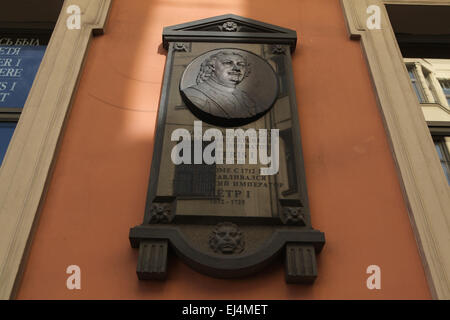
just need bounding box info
[405,58,450,108]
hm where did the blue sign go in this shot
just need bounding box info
[0,45,46,108]
[0,122,16,164]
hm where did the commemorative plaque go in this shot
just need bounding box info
[129,14,325,283]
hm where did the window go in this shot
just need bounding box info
[0,32,48,165]
[404,60,450,183]
[405,60,450,108]
[407,64,425,103]
[433,137,450,185]
[424,71,439,103]
[439,79,450,106]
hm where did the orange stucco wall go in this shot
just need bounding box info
[17,0,431,299]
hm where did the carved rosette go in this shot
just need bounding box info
[272,44,286,55]
[221,21,238,32]
[148,203,174,223]
[281,206,306,225]
[209,222,245,254]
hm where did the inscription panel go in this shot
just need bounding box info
[155,42,301,218]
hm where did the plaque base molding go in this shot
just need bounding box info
[285,244,318,284]
[137,240,169,280]
[130,225,325,282]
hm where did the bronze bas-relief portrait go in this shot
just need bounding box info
[180,48,278,124]
[183,51,255,118]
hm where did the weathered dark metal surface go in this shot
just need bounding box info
[130,14,325,283]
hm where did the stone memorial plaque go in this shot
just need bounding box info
[130,14,325,283]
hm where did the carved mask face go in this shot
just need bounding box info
[209,223,244,254]
[216,225,240,253]
[212,54,247,88]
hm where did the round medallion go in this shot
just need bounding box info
[180,48,279,127]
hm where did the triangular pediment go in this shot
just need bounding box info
[167,14,294,34]
[162,14,297,51]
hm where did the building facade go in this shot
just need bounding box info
[0,0,449,299]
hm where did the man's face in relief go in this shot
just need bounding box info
[212,54,247,88]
